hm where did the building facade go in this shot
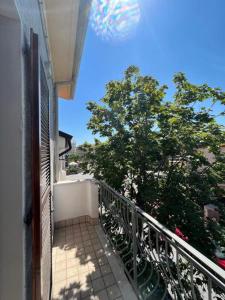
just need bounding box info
[0,1,91,299]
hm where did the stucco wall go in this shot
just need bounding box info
[15,0,56,188]
[53,180,99,222]
[0,0,56,299]
[0,14,24,300]
[18,1,56,298]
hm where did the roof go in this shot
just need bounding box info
[59,130,73,140]
[59,131,73,157]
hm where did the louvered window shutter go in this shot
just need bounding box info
[30,29,52,300]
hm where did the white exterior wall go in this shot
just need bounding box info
[0,13,24,300]
[58,135,67,153]
[58,135,67,180]
[15,0,56,186]
[53,180,99,222]
[0,1,56,299]
[0,0,90,298]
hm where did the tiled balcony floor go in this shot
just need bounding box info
[52,223,129,300]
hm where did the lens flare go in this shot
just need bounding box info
[90,0,141,42]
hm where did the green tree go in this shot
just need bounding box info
[68,153,79,163]
[83,66,225,255]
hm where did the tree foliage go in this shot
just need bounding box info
[82,66,225,255]
[68,153,79,163]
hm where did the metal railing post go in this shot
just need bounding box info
[99,183,102,225]
[132,207,138,289]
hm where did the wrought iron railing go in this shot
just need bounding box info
[98,181,225,300]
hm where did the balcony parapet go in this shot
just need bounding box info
[53,178,225,299]
[53,179,99,226]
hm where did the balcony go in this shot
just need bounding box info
[52,179,225,300]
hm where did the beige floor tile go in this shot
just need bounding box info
[56,254,67,264]
[89,258,98,267]
[86,252,96,261]
[83,240,92,247]
[67,266,79,278]
[76,248,85,257]
[55,233,66,239]
[90,236,99,242]
[79,255,88,264]
[87,232,96,237]
[93,243,102,251]
[87,228,95,233]
[95,249,104,258]
[56,248,67,256]
[103,273,116,288]
[78,265,90,275]
[67,275,80,290]
[65,289,81,300]
[55,261,67,272]
[76,245,85,251]
[52,279,67,299]
[79,273,92,284]
[68,229,75,235]
[90,268,102,281]
[67,250,77,260]
[95,289,109,300]
[65,242,76,249]
[97,256,108,267]
[107,285,121,300]
[52,223,134,300]
[76,242,84,249]
[54,269,67,283]
[100,264,111,276]
[84,246,94,254]
[81,231,89,237]
[74,233,82,239]
[80,283,94,299]
[54,234,66,241]
[82,235,90,241]
[55,240,67,248]
[66,236,75,243]
[67,257,81,268]
[87,264,96,273]
[80,223,87,228]
[66,229,74,235]
[92,277,105,293]
[82,296,95,300]
[74,230,81,235]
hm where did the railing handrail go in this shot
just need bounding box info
[98,180,225,284]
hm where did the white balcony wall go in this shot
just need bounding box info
[53,179,99,222]
[0,12,24,300]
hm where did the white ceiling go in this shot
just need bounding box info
[44,0,91,99]
[0,0,19,20]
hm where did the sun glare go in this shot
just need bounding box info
[90,0,141,42]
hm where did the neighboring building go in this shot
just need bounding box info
[68,142,85,158]
[200,145,225,195]
[0,1,91,299]
[204,204,220,222]
[70,140,77,155]
[58,131,73,181]
[1,1,225,300]
[200,144,225,164]
[75,145,86,158]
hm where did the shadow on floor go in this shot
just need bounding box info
[52,223,123,300]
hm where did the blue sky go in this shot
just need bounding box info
[59,0,225,145]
